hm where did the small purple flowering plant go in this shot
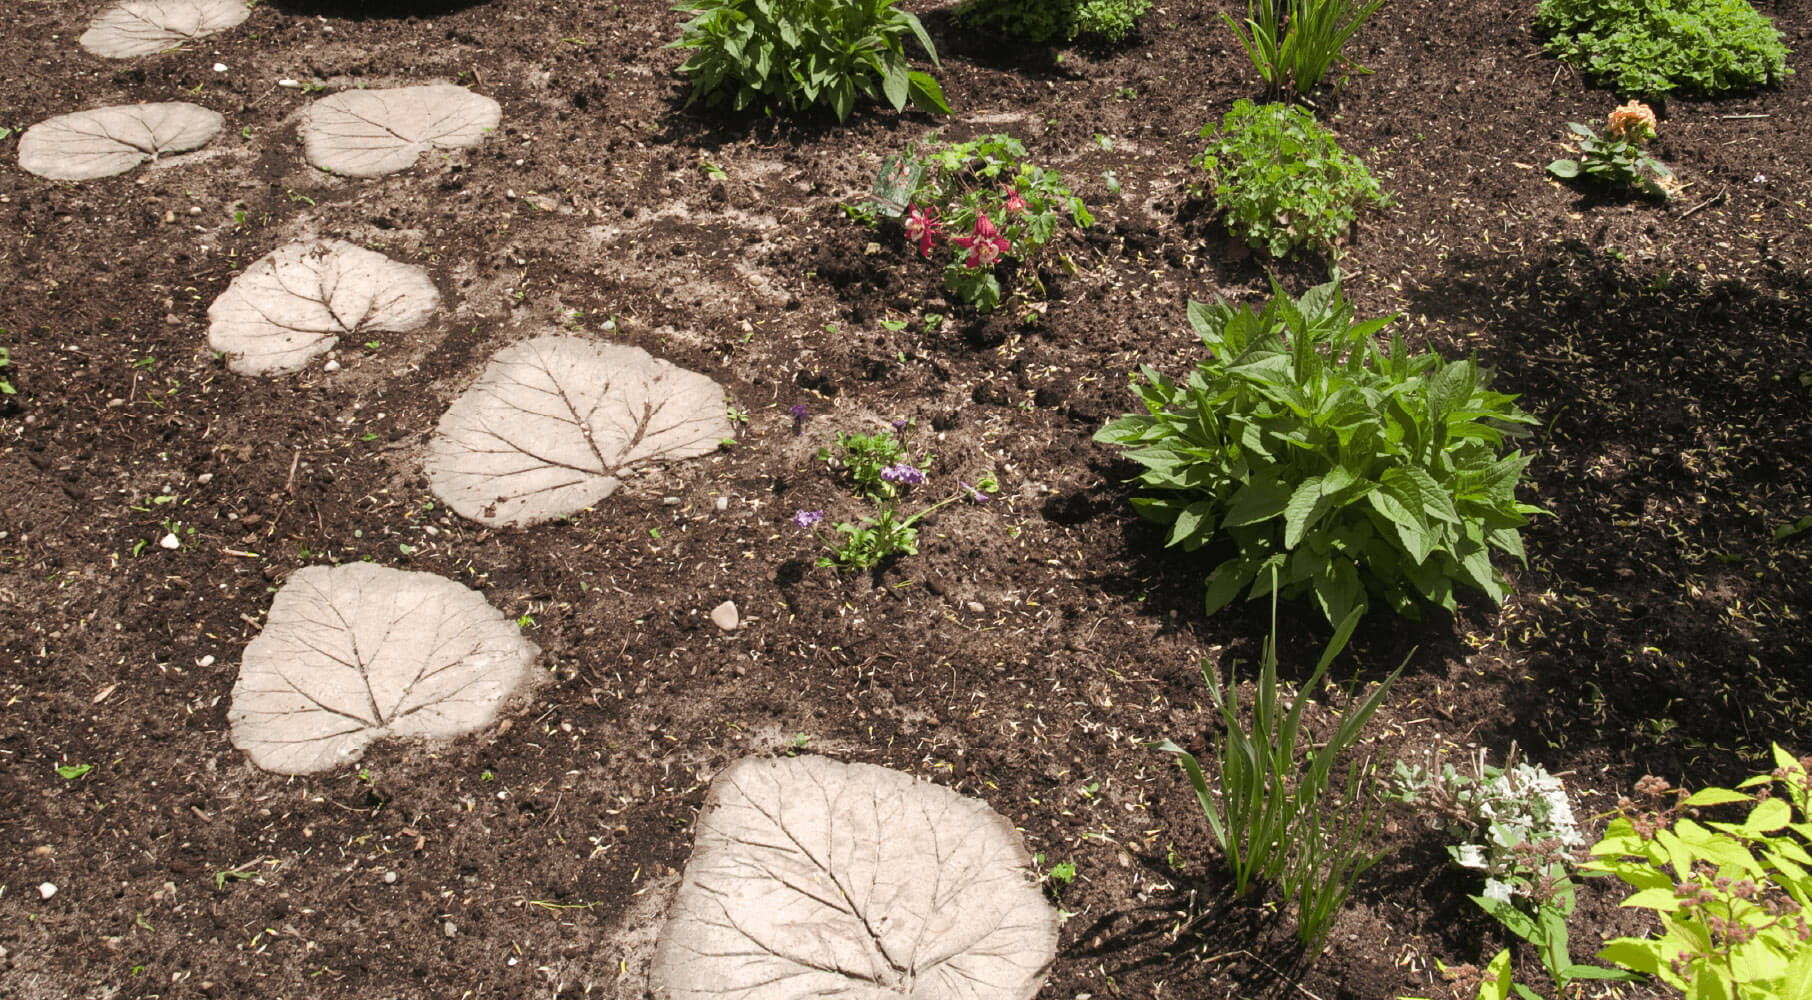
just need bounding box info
[797,420,999,570]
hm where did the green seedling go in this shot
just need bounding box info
[56,763,93,779]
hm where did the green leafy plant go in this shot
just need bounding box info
[1534,0,1790,98]
[0,344,14,396]
[1388,746,1626,998]
[1222,0,1386,98]
[1094,274,1542,626]
[865,133,1092,312]
[670,0,950,121]
[1153,584,1402,951]
[55,763,93,780]
[954,0,1152,43]
[820,425,922,501]
[1548,101,1678,200]
[1194,100,1389,259]
[1583,746,1812,999]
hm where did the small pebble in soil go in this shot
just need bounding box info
[714,496,728,511]
[710,600,739,632]
[966,601,984,613]
[38,882,56,899]
[443,921,457,937]
[384,871,397,884]
[323,359,341,372]
[159,533,180,550]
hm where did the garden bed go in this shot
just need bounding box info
[1,0,1808,997]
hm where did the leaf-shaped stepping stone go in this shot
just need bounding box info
[653,756,1060,1000]
[79,0,250,59]
[426,335,731,527]
[207,239,441,375]
[300,84,501,178]
[17,102,223,180]
[228,563,539,775]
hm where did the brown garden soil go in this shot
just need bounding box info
[2,0,1810,997]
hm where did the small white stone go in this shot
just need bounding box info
[383,870,397,884]
[212,63,228,73]
[197,654,216,668]
[159,533,181,550]
[714,496,728,511]
[197,473,213,484]
[443,920,457,937]
[709,600,739,632]
[323,359,341,372]
[38,882,56,900]
[965,601,985,613]
[279,78,300,88]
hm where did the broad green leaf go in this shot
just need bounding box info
[1282,476,1326,549]
[1682,787,1751,808]
[1168,501,1215,549]
[880,59,908,111]
[1223,476,1291,527]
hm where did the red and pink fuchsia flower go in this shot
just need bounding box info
[953,213,1009,268]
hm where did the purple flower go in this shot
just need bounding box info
[891,418,908,431]
[789,404,810,436]
[791,509,824,528]
[880,463,926,486]
[961,481,990,504]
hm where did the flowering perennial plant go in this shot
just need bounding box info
[868,133,1091,312]
[1584,745,1812,999]
[797,423,999,569]
[1547,101,1678,200]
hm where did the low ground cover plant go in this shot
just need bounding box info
[0,344,14,396]
[863,133,1092,312]
[799,422,997,568]
[1548,100,1679,199]
[1194,100,1389,259]
[1534,0,1790,98]
[1584,745,1812,998]
[1153,587,1403,951]
[954,0,1152,44]
[670,0,949,120]
[1094,275,1543,626]
[1222,0,1386,98]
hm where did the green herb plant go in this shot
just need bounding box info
[820,426,922,501]
[1548,101,1678,200]
[801,426,998,570]
[954,0,1152,44]
[1222,0,1386,99]
[1386,746,1627,999]
[1094,274,1542,626]
[1534,0,1790,98]
[1153,582,1403,951]
[0,345,14,396]
[1583,745,1812,999]
[1194,100,1389,259]
[865,133,1092,312]
[670,0,950,121]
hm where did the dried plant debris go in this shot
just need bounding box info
[17,102,223,180]
[426,335,732,527]
[79,0,250,59]
[228,563,539,775]
[652,755,1060,1000]
[300,84,501,178]
[207,239,441,375]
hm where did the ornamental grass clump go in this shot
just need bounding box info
[865,133,1092,312]
[1548,101,1678,200]
[1194,100,1389,259]
[670,0,949,121]
[1094,274,1544,626]
[1535,0,1790,98]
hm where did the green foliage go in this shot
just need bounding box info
[870,133,1092,313]
[0,345,13,396]
[1222,0,1386,98]
[1534,0,1790,98]
[1093,275,1543,626]
[670,0,950,121]
[1152,587,1401,951]
[1194,100,1389,259]
[821,504,922,568]
[956,0,1152,43]
[1584,746,1812,999]
[1384,744,1586,904]
[821,427,919,501]
[1548,104,1678,200]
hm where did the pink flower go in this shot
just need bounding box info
[1002,186,1027,214]
[903,203,940,259]
[953,213,1009,268]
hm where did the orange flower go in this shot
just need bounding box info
[1606,101,1658,144]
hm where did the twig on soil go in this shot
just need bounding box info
[1203,950,1329,1000]
[1678,186,1728,220]
[284,449,301,496]
[1718,113,1770,120]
